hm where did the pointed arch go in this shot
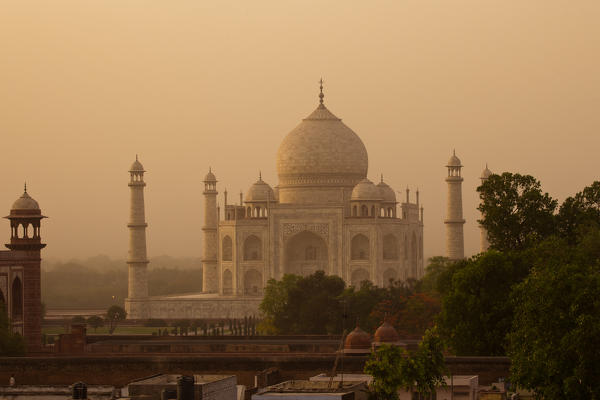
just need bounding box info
[244,269,262,295]
[383,234,398,260]
[351,234,369,260]
[243,235,262,261]
[222,269,233,294]
[351,268,370,288]
[411,232,418,277]
[285,231,328,276]
[11,277,23,321]
[383,268,397,286]
[222,235,233,261]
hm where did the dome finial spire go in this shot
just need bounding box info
[24,181,27,193]
[380,173,384,183]
[259,170,262,180]
[318,78,324,106]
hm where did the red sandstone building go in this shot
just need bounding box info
[0,186,46,352]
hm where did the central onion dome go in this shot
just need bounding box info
[276,89,368,192]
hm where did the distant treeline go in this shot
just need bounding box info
[42,255,202,309]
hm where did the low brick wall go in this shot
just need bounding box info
[0,355,510,387]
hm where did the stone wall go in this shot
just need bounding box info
[0,355,510,387]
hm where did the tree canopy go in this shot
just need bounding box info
[106,305,127,334]
[365,328,446,400]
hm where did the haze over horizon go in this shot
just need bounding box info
[1,1,599,262]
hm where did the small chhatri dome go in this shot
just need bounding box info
[374,319,400,343]
[377,176,396,203]
[11,185,40,211]
[130,155,145,172]
[344,325,372,350]
[204,167,217,182]
[351,178,382,201]
[447,150,462,167]
[245,174,276,202]
[481,164,492,179]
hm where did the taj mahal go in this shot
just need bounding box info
[125,85,427,319]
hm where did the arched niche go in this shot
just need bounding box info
[383,268,397,286]
[351,234,369,260]
[222,236,233,261]
[243,235,262,261]
[244,269,262,295]
[383,234,398,260]
[11,277,23,321]
[350,268,370,288]
[222,269,233,295]
[285,231,328,276]
[411,232,418,277]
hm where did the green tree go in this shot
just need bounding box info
[508,232,600,399]
[557,181,600,243]
[365,329,446,400]
[106,305,127,334]
[86,315,104,332]
[339,280,387,332]
[0,304,26,356]
[436,250,528,355]
[478,172,557,252]
[260,271,345,334]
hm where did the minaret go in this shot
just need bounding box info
[445,150,465,260]
[479,164,493,252]
[125,156,149,318]
[202,168,219,293]
[5,184,46,351]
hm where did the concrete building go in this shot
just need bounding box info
[479,165,493,253]
[445,151,465,260]
[126,374,237,400]
[126,85,425,319]
[252,380,369,400]
[0,185,46,351]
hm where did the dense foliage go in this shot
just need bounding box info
[260,271,440,336]
[106,305,127,334]
[365,328,446,400]
[435,174,600,397]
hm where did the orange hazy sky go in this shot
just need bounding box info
[1,1,599,261]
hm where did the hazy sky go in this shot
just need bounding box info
[1,1,599,261]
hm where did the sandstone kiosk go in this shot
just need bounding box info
[125,156,149,319]
[479,164,493,253]
[202,168,218,293]
[1,185,46,351]
[445,151,465,260]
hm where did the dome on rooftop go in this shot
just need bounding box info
[344,326,372,350]
[11,190,40,211]
[374,320,400,343]
[447,151,462,167]
[351,179,382,201]
[245,176,275,203]
[377,179,396,203]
